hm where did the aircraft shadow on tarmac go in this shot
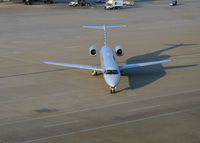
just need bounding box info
[119,43,198,91]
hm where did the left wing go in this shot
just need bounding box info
[119,60,171,70]
[43,61,102,71]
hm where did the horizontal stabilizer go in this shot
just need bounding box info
[83,26,105,29]
[119,60,171,70]
[83,25,126,30]
[83,24,126,45]
[106,25,127,29]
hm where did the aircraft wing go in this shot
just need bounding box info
[43,61,102,71]
[119,60,171,70]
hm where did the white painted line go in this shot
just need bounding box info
[64,46,80,49]
[128,105,160,112]
[21,107,200,143]
[44,120,79,128]
[1,88,200,127]
[0,115,58,127]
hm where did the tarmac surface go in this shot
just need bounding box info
[0,0,200,143]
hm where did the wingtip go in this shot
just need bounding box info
[166,59,172,62]
[43,61,50,64]
[161,60,172,64]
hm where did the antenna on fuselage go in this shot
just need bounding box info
[83,24,126,46]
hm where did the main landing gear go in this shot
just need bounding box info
[120,70,124,76]
[91,70,97,76]
[110,87,116,94]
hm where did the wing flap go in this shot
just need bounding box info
[119,60,171,70]
[43,61,102,71]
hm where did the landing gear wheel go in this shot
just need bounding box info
[110,87,116,94]
[120,70,124,76]
[91,70,97,76]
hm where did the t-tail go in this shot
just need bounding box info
[83,24,126,45]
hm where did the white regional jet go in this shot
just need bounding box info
[43,25,171,93]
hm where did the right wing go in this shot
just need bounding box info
[43,61,102,71]
[119,60,171,70]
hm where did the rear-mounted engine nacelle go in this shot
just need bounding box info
[89,46,98,56]
[115,45,124,56]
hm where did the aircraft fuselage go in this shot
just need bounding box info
[100,46,120,88]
